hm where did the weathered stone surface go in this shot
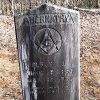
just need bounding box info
[15,4,80,100]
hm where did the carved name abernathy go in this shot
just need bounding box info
[15,4,80,100]
[24,14,74,25]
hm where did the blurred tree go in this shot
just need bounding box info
[0,0,99,15]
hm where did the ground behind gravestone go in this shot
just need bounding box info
[0,11,100,100]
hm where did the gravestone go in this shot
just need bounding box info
[15,4,80,100]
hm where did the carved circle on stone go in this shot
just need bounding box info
[34,28,62,55]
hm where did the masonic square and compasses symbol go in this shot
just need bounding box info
[34,28,62,55]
